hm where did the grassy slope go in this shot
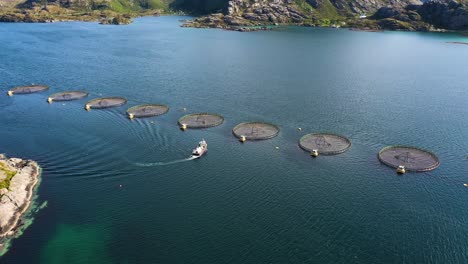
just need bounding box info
[98,0,169,12]
[169,0,227,14]
[0,163,16,191]
[294,0,344,25]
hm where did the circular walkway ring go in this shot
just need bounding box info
[127,104,169,119]
[378,146,440,172]
[85,97,127,110]
[299,133,351,155]
[48,91,88,102]
[232,122,279,141]
[8,85,49,95]
[178,113,224,129]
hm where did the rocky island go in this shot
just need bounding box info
[0,154,40,254]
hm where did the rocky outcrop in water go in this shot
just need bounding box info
[99,14,132,25]
[0,156,40,245]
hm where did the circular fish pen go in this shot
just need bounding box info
[85,97,127,110]
[8,85,49,95]
[178,113,224,129]
[378,146,440,172]
[232,122,279,141]
[48,91,88,102]
[299,133,351,155]
[126,104,169,119]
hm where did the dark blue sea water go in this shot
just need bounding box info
[1,16,468,263]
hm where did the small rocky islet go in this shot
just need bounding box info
[0,154,40,254]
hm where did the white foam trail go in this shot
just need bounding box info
[134,156,197,167]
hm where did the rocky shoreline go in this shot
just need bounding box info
[179,14,451,32]
[180,0,468,32]
[0,155,40,252]
[1,0,467,32]
[0,6,163,25]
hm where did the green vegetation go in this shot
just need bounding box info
[293,0,345,27]
[377,18,415,30]
[108,0,133,12]
[294,0,313,14]
[145,0,166,10]
[315,0,341,20]
[0,163,16,191]
[89,0,169,13]
[169,0,227,14]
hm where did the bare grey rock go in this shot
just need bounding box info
[0,157,40,238]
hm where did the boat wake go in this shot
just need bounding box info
[133,156,198,167]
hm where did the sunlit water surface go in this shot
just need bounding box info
[1,16,468,263]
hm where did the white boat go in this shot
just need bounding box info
[191,139,207,159]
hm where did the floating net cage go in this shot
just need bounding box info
[85,97,127,109]
[8,85,49,95]
[127,104,169,118]
[48,91,88,102]
[378,146,440,172]
[232,122,279,140]
[299,133,351,155]
[178,113,224,128]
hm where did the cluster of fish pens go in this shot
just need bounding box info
[6,85,441,174]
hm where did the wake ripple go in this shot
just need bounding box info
[133,156,197,167]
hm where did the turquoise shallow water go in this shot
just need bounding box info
[1,16,468,263]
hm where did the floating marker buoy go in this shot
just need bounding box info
[47,97,53,103]
[85,104,91,111]
[240,135,246,143]
[183,107,187,111]
[150,121,154,124]
[298,128,302,131]
[275,146,279,149]
[119,184,123,188]
[7,91,13,96]
[464,183,468,187]
[311,149,319,157]
[128,113,134,120]
[397,165,406,174]
[180,123,187,130]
